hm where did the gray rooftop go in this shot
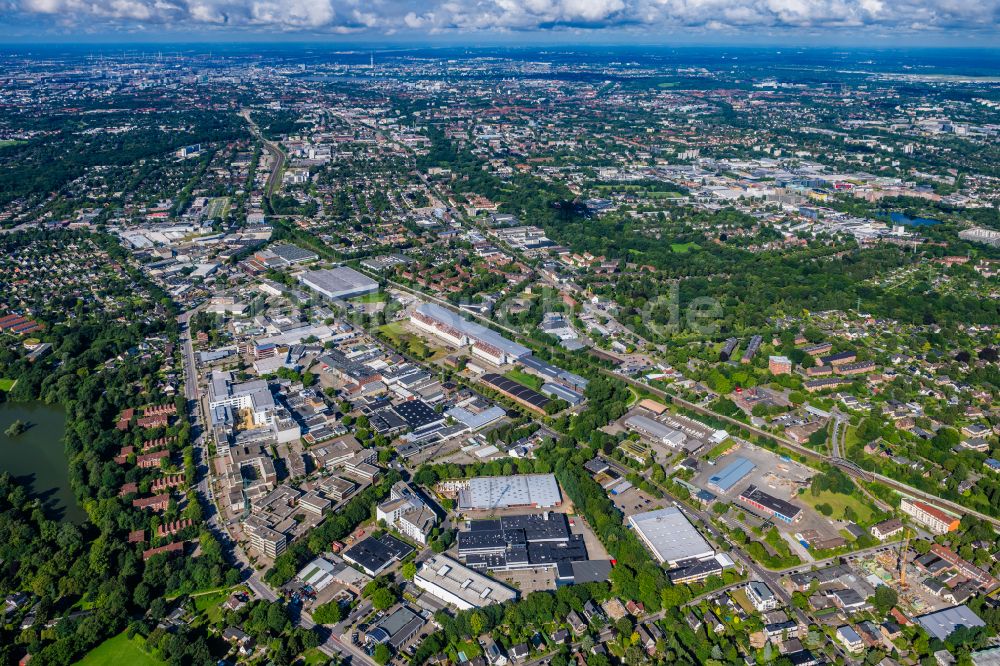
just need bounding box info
[457,474,562,510]
[916,605,985,641]
[627,506,715,566]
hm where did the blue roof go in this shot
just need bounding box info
[708,456,756,492]
[541,382,584,405]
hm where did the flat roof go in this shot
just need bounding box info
[624,414,686,441]
[300,267,378,299]
[739,485,801,520]
[627,506,715,566]
[343,534,414,575]
[457,474,562,510]
[416,302,530,358]
[415,554,517,607]
[916,605,985,641]
[708,456,756,492]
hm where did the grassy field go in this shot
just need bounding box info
[0,378,16,391]
[78,632,164,666]
[0,140,25,148]
[504,368,543,391]
[801,488,875,523]
[351,291,387,304]
[379,322,441,360]
[671,242,701,253]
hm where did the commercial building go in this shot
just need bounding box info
[900,498,960,534]
[410,302,531,365]
[707,456,756,493]
[720,338,739,362]
[342,534,414,576]
[453,474,561,511]
[414,554,518,610]
[244,515,287,558]
[623,415,687,449]
[457,513,587,571]
[366,606,424,651]
[627,506,715,566]
[916,605,985,641]
[299,267,378,300]
[738,485,801,523]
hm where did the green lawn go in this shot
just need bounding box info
[78,632,164,666]
[0,378,16,391]
[351,291,387,304]
[671,242,701,253]
[0,140,25,148]
[801,488,875,523]
[298,648,330,665]
[504,368,543,391]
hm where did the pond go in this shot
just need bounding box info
[0,401,86,522]
[888,212,941,227]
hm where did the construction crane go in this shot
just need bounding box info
[898,528,911,588]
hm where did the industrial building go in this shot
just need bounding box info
[413,554,518,610]
[457,513,587,571]
[298,267,379,300]
[738,485,802,523]
[916,605,985,641]
[707,456,756,493]
[342,534,414,576]
[624,414,687,449]
[410,302,531,365]
[453,473,562,511]
[627,506,715,566]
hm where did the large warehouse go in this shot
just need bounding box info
[624,414,687,449]
[410,302,531,365]
[707,456,756,493]
[414,554,517,610]
[455,474,562,511]
[627,506,715,566]
[298,267,379,300]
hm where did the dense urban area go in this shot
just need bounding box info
[1,45,1000,666]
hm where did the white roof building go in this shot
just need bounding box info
[627,506,715,566]
[414,555,517,610]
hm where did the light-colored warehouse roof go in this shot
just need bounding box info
[414,554,517,608]
[708,456,756,492]
[457,474,561,510]
[627,506,715,566]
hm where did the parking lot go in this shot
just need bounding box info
[498,567,556,593]
[610,486,668,518]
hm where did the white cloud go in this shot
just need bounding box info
[7,0,1000,33]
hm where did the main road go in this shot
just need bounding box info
[178,305,278,604]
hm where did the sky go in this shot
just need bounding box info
[0,0,999,45]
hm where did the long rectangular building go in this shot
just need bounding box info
[410,302,530,365]
[738,485,802,523]
[624,414,687,449]
[414,555,517,610]
[627,506,715,566]
[454,474,562,511]
[299,267,378,300]
[901,498,959,534]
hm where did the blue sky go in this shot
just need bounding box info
[0,0,998,45]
